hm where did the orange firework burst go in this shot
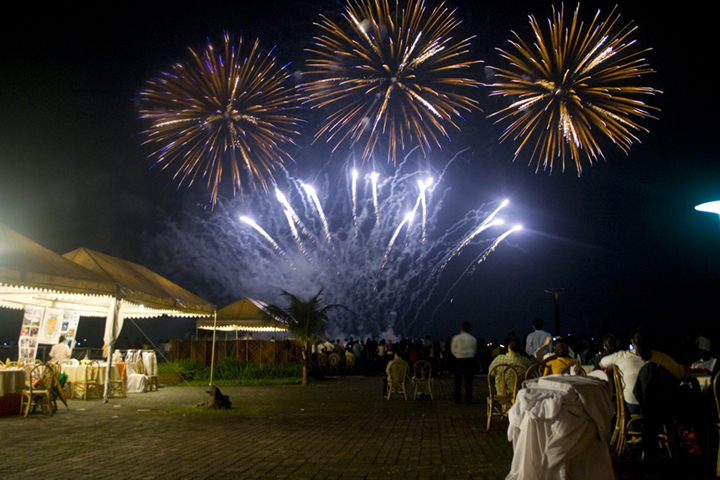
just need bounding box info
[139,34,301,205]
[301,0,481,164]
[487,4,660,175]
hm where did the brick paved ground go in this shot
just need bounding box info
[1,375,716,479]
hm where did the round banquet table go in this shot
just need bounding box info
[0,369,25,415]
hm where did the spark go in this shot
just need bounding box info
[487,4,660,175]
[139,33,302,206]
[149,156,522,338]
[302,184,332,242]
[300,0,482,164]
[240,216,283,252]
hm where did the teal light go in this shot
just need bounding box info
[695,201,720,214]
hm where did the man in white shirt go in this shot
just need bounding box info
[451,322,477,404]
[49,336,72,364]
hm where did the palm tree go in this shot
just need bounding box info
[263,289,345,386]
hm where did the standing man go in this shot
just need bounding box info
[49,335,72,364]
[525,318,552,362]
[451,322,477,404]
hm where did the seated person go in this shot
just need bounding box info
[592,334,618,371]
[488,339,531,392]
[543,340,581,375]
[383,352,408,395]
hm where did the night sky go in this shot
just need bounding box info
[1,0,718,347]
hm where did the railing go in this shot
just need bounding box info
[170,339,303,366]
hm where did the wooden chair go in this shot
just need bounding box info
[21,363,54,417]
[386,361,408,400]
[611,366,676,458]
[73,362,101,400]
[108,363,127,398]
[525,363,543,381]
[328,353,340,374]
[412,360,433,400]
[487,364,523,430]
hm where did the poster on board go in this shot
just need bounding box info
[18,305,44,363]
[39,307,64,345]
[60,310,80,350]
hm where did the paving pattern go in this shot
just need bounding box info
[1,375,715,479]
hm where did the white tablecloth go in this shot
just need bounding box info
[505,375,614,480]
[62,364,119,384]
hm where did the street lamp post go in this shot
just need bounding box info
[545,288,566,336]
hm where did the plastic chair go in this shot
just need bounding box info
[412,360,433,400]
[487,364,523,430]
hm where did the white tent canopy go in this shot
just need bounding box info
[1,222,216,399]
[197,297,287,332]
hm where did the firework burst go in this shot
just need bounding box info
[147,152,522,338]
[139,33,302,205]
[487,4,660,175]
[301,0,481,164]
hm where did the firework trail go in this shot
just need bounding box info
[301,0,482,164]
[487,3,659,175]
[148,153,521,338]
[139,33,302,206]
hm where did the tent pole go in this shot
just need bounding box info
[103,295,119,403]
[209,310,217,386]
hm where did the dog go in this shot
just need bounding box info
[197,385,232,409]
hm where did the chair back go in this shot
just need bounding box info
[525,363,543,381]
[87,362,100,382]
[27,364,53,392]
[713,369,720,421]
[413,360,432,381]
[317,353,328,367]
[612,366,627,418]
[134,359,145,375]
[488,364,523,400]
[329,353,340,367]
[389,361,408,383]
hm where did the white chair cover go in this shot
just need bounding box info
[124,350,147,393]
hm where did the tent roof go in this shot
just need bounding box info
[197,297,287,331]
[0,222,213,318]
[0,222,117,314]
[64,248,215,317]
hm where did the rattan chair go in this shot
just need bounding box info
[412,360,433,400]
[487,364,524,430]
[525,363,543,381]
[611,366,676,458]
[328,353,341,374]
[711,370,720,476]
[386,361,408,400]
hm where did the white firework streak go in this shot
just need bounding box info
[240,216,283,253]
[148,154,521,338]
